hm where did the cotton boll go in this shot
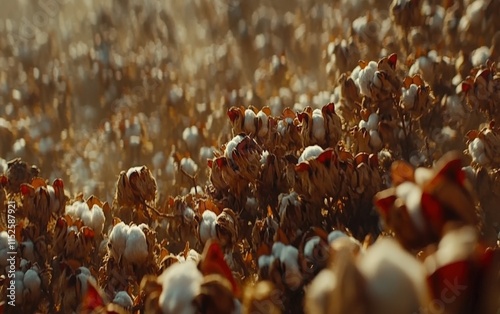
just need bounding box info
[180,158,198,177]
[225,134,245,161]
[366,113,379,131]
[182,126,200,151]
[23,268,41,301]
[113,291,133,309]
[357,61,377,97]
[312,109,326,142]
[258,255,274,269]
[109,222,129,261]
[20,240,35,262]
[298,145,324,163]
[260,150,270,165]
[199,146,214,162]
[256,111,269,137]
[158,261,203,314]
[358,238,429,314]
[304,236,321,260]
[358,119,368,129]
[328,230,347,244]
[402,84,418,110]
[81,204,105,234]
[279,245,303,290]
[468,138,487,165]
[15,271,25,305]
[124,225,148,264]
[278,192,300,217]
[0,231,8,250]
[244,109,257,135]
[199,210,217,245]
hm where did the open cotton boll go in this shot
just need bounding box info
[312,109,326,141]
[469,138,488,165]
[256,110,269,137]
[304,236,321,260]
[182,126,200,151]
[113,291,133,309]
[244,109,257,135]
[23,268,41,300]
[358,238,429,314]
[199,210,217,245]
[258,255,274,269]
[298,145,324,163]
[260,150,270,165]
[402,84,418,110]
[471,46,490,67]
[366,113,379,131]
[357,61,377,97]
[124,225,148,264]
[224,134,245,161]
[279,245,303,289]
[81,204,105,234]
[328,230,347,244]
[409,57,433,81]
[20,240,35,262]
[109,222,129,261]
[158,261,203,314]
[180,158,198,177]
[199,146,214,161]
[0,231,8,250]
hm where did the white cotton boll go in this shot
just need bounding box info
[158,261,203,314]
[471,46,490,67]
[328,230,347,244]
[304,236,321,260]
[109,222,129,261]
[165,156,177,180]
[369,130,382,150]
[414,168,434,186]
[402,84,418,110]
[306,268,336,313]
[366,113,379,131]
[113,291,133,309]
[20,259,30,272]
[469,138,487,165]
[409,57,433,81]
[186,249,201,263]
[23,269,41,298]
[358,119,368,129]
[86,204,105,234]
[182,126,200,151]
[152,152,165,170]
[124,225,148,265]
[189,186,203,195]
[199,210,217,245]
[258,255,274,269]
[76,268,93,298]
[351,65,361,81]
[298,145,324,163]
[0,231,8,249]
[257,111,269,137]
[126,166,143,179]
[277,120,287,136]
[358,238,429,314]
[312,109,326,141]
[199,146,214,162]
[20,240,35,262]
[183,207,196,223]
[225,134,245,161]
[244,109,257,135]
[279,245,302,289]
[180,158,198,177]
[260,150,270,165]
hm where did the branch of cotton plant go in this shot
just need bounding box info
[180,165,199,195]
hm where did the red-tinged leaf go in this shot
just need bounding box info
[317,149,333,164]
[295,162,310,172]
[0,175,7,186]
[261,106,271,116]
[373,189,397,217]
[256,243,271,259]
[282,107,296,119]
[465,130,479,142]
[201,239,240,297]
[369,154,379,167]
[207,159,213,168]
[53,178,64,188]
[20,183,33,196]
[215,157,227,169]
[354,152,369,166]
[227,107,240,123]
[433,153,465,185]
[421,192,444,234]
[322,102,336,115]
[297,112,308,123]
[427,260,472,300]
[31,177,46,189]
[388,53,397,68]
[275,227,290,245]
[81,278,106,311]
[461,81,472,93]
[82,227,95,239]
[476,68,490,80]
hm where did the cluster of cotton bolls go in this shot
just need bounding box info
[65,200,106,235]
[108,222,149,266]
